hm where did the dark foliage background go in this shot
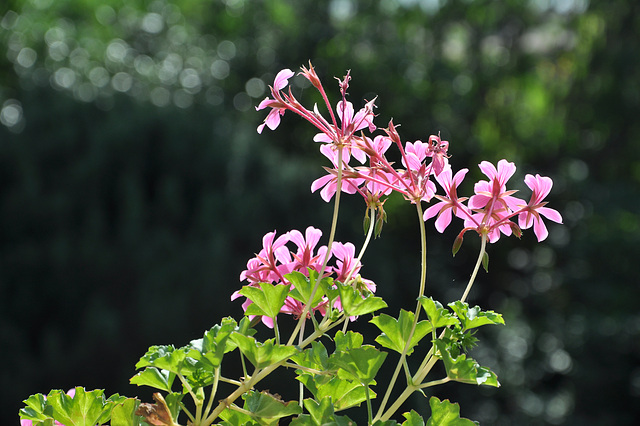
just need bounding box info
[1,0,639,424]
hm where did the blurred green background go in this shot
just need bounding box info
[1,0,639,424]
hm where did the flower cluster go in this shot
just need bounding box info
[232,226,376,327]
[255,63,562,244]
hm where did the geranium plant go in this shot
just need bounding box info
[19,62,562,426]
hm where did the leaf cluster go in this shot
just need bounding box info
[19,387,141,426]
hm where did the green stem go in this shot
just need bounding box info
[201,367,220,423]
[287,147,344,346]
[341,206,375,334]
[179,402,196,425]
[366,385,373,425]
[375,201,428,420]
[205,320,342,424]
[418,377,451,389]
[348,205,376,284]
[298,319,306,407]
[274,317,280,345]
[377,233,489,421]
[460,232,487,304]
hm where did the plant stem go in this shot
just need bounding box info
[341,205,376,334]
[205,320,342,424]
[377,233,489,421]
[366,385,373,425]
[298,319,306,407]
[460,233,487,304]
[274,317,280,345]
[288,147,344,346]
[201,368,220,422]
[418,377,451,389]
[375,201,428,420]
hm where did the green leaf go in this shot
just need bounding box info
[47,387,106,426]
[336,281,387,317]
[418,297,459,329]
[239,282,290,319]
[334,330,364,352]
[302,397,336,425]
[426,397,477,426]
[242,390,302,421]
[482,252,489,272]
[402,410,426,426]
[291,341,330,371]
[296,374,369,411]
[434,341,500,387]
[286,270,326,308]
[164,393,185,421]
[130,367,175,392]
[447,301,505,331]
[19,393,54,424]
[371,310,433,355]
[98,394,128,425]
[188,317,241,369]
[135,345,190,375]
[230,333,299,369]
[219,407,257,426]
[331,346,387,385]
[109,398,143,426]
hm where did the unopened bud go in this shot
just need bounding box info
[509,221,522,239]
[452,230,465,256]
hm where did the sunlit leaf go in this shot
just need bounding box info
[402,410,426,426]
[19,393,54,424]
[230,333,298,369]
[418,297,459,329]
[291,341,330,371]
[240,282,290,319]
[296,374,369,411]
[286,270,326,308]
[46,387,105,426]
[434,341,499,387]
[331,346,387,385]
[109,397,143,426]
[371,310,433,355]
[135,345,190,375]
[241,390,302,421]
[336,281,387,317]
[334,330,364,352]
[130,367,175,392]
[219,407,257,426]
[188,317,240,369]
[426,397,477,425]
[447,301,505,331]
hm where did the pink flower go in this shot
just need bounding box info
[311,163,364,203]
[330,242,361,283]
[466,160,526,242]
[468,160,521,211]
[234,228,377,327]
[256,69,295,133]
[288,226,328,273]
[517,174,563,241]
[425,134,450,176]
[314,99,375,165]
[401,140,429,171]
[423,167,470,232]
